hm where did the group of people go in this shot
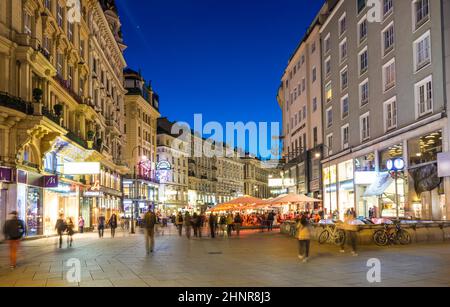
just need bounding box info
[295,212,359,263]
[174,212,206,239]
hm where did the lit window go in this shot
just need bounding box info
[415,76,433,117]
[383,59,396,92]
[325,82,333,103]
[414,30,431,71]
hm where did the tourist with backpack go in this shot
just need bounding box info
[2,211,26,269]
[143,208,157,254]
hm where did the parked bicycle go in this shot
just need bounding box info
[318,224,345,245]
[373,221,411,246]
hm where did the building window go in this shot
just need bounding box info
[302,79,306,92]
[360,113,370,141]
[326,107,333,128]
[340,39,348,63]
[341,67,348,91]
[382,22,395,56]
[45,0,52,10]
[57,54,64,77]
[384,97,397,131]
[414,0,429,30]
[312,97,318,112]
[357,0,366,14]
[324,33,331,54]
[68,66,73,88]
[325,56,331,77]
[414,30,431,71]
[360,79,369,106]
[57,2,64,28]
[359,47,368,76]
[415,75,433,117]
[43,36,51,55]
[341,95,349,119]
[341,125,349,150]
[339,13,347,37]
[326,134,333,155]
[67,21,74,42]
[383,59,396,92]
[311,41,316,54]
[358,17,368,44]
[384,0,393,16]
[303,105,306,119]
[313,127,318,147]
[325,82,333,103]
[23,12,32,35]
[312,67,317,83]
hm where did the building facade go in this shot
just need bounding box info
[277,13,324,200]
[157,117,189,214]
[122,68,160,218]
[0,0,128,238]
[241,154,271,199]
[319,0,450,220]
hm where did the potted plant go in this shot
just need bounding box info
[53,104,63,117]
[32,88,43,103]
[86,130,95,149]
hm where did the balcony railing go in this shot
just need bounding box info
[42,106,61,126]
[54,75,84,105]
[0,92,34,115]
[66,131,88,148]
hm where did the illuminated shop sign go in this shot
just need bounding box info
[63,162,101,175]
[83,191,104,198]
[42,175,58,188]
[387,158,405,171]
[156,161,172,183]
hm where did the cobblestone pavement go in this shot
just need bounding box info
[0,226,449,287]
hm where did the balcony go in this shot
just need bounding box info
[54,75,84,105]
[41,106,62,126]
[0,92,34,115]
[66,131,88,149]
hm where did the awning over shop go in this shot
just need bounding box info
[363,173,393,197]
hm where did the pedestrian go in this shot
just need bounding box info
[2,211,26,269]
[143,208,157,254]
[197,213,204,238]
[184,211,192,239]
[108,213,118,238]
[55,214,67,249]
[340,214,359,256]
[192,213,199,237]
[98,214,105,238]
[78,216,85,234]
[226,213,233,237]
[176,212,183,236]
[267,211,275,231]
[209,212,216,238]
[234,213,243,237]
[66,217,75,247]
[296,215,312,263]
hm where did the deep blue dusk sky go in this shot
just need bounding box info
[115,0,323,155]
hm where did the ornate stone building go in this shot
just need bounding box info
[0,0,128,238]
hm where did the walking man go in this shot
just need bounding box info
[144,208,157,254]
[234,213,243,237]
[209,212,216,238]
[340,213,359,256]
[2,211,26,269]
[78,216,85,234]
[267,211,275,231]
[98,214,105,238]
[176,212,183,236]
[108,213,118,238]
[184,211,192,239]
[55,214,67,248]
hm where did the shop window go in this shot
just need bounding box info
[379,144,403,171]
[355,153,376,172]
[408,131,442,167]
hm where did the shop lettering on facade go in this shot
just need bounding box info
[42,175,58,188]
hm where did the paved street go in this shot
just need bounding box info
[0,226,449,287]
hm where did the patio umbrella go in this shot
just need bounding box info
[210,196,265,212]
[269,193,322,206]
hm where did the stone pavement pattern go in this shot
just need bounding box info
[0,226,449,287]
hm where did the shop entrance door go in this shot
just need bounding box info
[420,190,441,221]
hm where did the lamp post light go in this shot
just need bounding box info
[130,145,147,234]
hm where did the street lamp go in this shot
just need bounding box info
[130,145,147,234]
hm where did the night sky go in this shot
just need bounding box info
[115,0,324,156]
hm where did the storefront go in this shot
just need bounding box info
[323,165,337,217]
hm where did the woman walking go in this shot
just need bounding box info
[78,216,85,234]
[296,215,312,263]
[108,213,118,238]
[66,217,75,247]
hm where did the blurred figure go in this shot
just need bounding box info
[176,212,183,236]
[184,212,192,239]
[226,213,233,237]
[209,212,217,238]
[55,214,67,249]
[143,208,157,254]
[192,213,199,237]
[66,217,75,247]
[78,216,85,234]
[108,213,118,238]
[98,214,105,238]
[267,211,275,231]
[219,214,227,237]
[296,215,312,263]
[340,213,359,256]
[198,213,205,238]
[2,211,26,269]
[234,213,243,237]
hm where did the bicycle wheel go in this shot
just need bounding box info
[373,230,389,246]
[397,230,411,245]
[334,229,345,245]
[318,230,330,244]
